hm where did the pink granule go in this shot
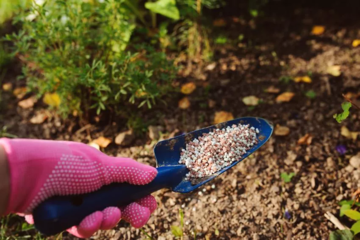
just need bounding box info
[179,123,259,179]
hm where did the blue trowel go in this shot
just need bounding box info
[33,117,273,235]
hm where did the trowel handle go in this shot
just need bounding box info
[33,165,188,236]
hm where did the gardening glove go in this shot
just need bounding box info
[0,138,158,238]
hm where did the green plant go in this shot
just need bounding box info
[280,172,295,183]
[171,208,184,239]
[0,126,17,138]
[305,90,316,99]
[334,102,352,123]
[7,0,177,118]
[0,0,30,25]
[330,200,360,238]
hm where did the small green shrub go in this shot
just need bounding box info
[7,0,177,117]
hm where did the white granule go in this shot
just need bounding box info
[179,123,259,180]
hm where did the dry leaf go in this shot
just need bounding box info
[30,110,49,124]
[180,82,196,95]
[13,87,27,99]
[265,86,280,93]
[43,93,61,107]
[214,111,234,124]
[274,125,290,136]
[297,133,313,145]
[294,76,312,83]
[135,89,147,97]
[93,136,112,148]
[276,92,295,103]
[178,97,190,109]
[353,40,360,47]
[208,99,216,108]
[88,142,100,150]
[341,126,359,141]
[311,25,325,35]
[205,62,217,71]
[327,65,341,77]
[213,19,227,27]
[2,83,12,91]
[242,96,259,106]
[18,97,37,109]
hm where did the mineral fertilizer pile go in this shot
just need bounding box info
[179,123,259,179]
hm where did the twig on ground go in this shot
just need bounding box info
[324,212,349,230]
[343,94,360,110]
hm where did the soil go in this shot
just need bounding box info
[1,0,360,239]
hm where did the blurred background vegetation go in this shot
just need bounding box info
[0,0,266,126]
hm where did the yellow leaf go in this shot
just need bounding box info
[327,65,341,77]
[274,125,290,136]
[180,82,196,95]
[297,133,313,145]
[178,97,190,109]
[13,87,27,99]
[276,92,295,103]
[294,76,312,83]
[242,96,259,106]
[352,40,360,48]
[214,111,234,124]
[2,83,12,91]
[311,25,325,35]
[92,136,112,148]
[18,97,37,109]
[341,126,359,141]
[43,93,61,107]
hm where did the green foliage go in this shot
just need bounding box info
[329,230,354,240]
[0,0,29,24]
[0,126,17,138]
[145,0,180,20]
[280,172,295,183]
[171,208,184,238]
[7,0,177,117]
[340,204,351,217]
[351,221,360,235]
[334,102,352,123]
[343,209,360,221]
[305,90,316,99]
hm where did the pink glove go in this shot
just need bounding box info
[0,138,158,238]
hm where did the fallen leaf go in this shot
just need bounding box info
[43,93,61,107]
[242,96,259,106]
[205,62,217,71]
[180,82,196,95]
[2,83,12,91]
[88,142,100,150]
[275,125,290,136]
[213,19,227,27]
[294,76,312,83]
[13,87,27,99]
[297,133,313,145]
[30,110,49,124]
[208,99,216,108]
[353,40,360,48]
[18,97,37,109]
[214,111,234,124]
[135,89,147,97]
[178,97,190,109]
[92,136,112,148]
[311,25,325,35]
[276,92,295,103]
[327,65,341,77]
[341,126,359,141]
[265,86,280,93]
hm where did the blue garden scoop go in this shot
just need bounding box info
[33,117,273,235]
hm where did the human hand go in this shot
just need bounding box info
[0,138,158,238]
